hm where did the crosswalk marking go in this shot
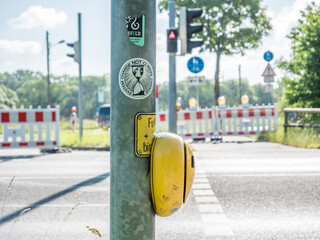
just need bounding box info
[193,166,235,239]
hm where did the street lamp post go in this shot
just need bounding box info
[46,31,65,106]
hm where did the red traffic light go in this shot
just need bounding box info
[169,30,176,39]
[167,28,178,53]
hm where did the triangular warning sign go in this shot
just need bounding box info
[169,31,176,39]
[262,63,276,77]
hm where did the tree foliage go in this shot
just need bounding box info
[0,85,19,108]
[159,0,272,103]
[0,70,110,119]
[279,2,320,107]
[158,78,281,110]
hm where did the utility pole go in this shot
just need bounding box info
[78,13,83,140]
[46,31,51,106]
[239,64,242,104]
[46,32,64,107]
[110,0,155,239]
[168,0,176,133]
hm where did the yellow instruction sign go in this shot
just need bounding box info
[135,113,156,157]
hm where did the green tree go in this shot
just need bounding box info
[279,2,320,107]
[159,0,271,104]
[82,75,109,119]
[158,79,281,110]
[0,85,19,108]
[17,78,47,108]
[51,80,78,118]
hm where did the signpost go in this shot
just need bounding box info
[262,63,276,83]
[187,56,204,109]
[188,76,205,86]
[266,83,273,93]
[262,51,275,104]
[263,51,273,62]
[97,87,105,103]
[187,57,204,74]
[110,0,155,239]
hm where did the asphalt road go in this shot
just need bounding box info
[195,136,320,240]
[0,137,320,240]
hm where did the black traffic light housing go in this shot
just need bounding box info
[179,7,204,55]
[167,28,178,53]
[66,41,79,63]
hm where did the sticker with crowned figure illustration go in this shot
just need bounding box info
[118,58,154,100]
[126,15,145,47]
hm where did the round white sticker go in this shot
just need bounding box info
[118,58,154,99]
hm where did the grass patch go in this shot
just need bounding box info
[60,118,110,148]
[258,118,320,149]
[60,119,100,131]
[60,129,110,148]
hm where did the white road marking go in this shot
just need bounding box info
[193,189,215,196]
[194,178,209,183]
[193,166,235,239]
[195,196,219,204]
[192,183,212,189]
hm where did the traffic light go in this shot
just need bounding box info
[167,28,178,53]
[179,7,204,55]
[66,41,79,63]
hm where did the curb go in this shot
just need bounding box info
[61,145,110,151]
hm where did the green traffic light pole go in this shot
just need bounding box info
[168,0,177,133]
[110,0,156,239]
[78,13,83,140]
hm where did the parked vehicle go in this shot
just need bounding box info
[97,104,111,128]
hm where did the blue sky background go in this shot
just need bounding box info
[0,0,315,85]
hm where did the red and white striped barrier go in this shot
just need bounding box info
[157,104,277,140]
[0,106,60,149]
[216,104,277,136]
[158,108,215,139]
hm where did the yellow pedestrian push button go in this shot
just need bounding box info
[150,132,195,217]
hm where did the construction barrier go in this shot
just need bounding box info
[0,106,60,149]
[157,104,277,140]
[216,104,277,136]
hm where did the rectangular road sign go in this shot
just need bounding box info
[264,76,275,83]
[266,83,273,92]
[98,87,105,103]
[135,113,156,157]
[188,76,205,86]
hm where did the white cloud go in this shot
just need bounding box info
[215,0,315,85]
[0,40,41,54]
[269,0,313,59]
[9,6,67,29]
[4,61,15,68]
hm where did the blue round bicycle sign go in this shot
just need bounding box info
[187,57,204,74]
[263,51,273,62]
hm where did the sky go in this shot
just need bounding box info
[0,0,316,86]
